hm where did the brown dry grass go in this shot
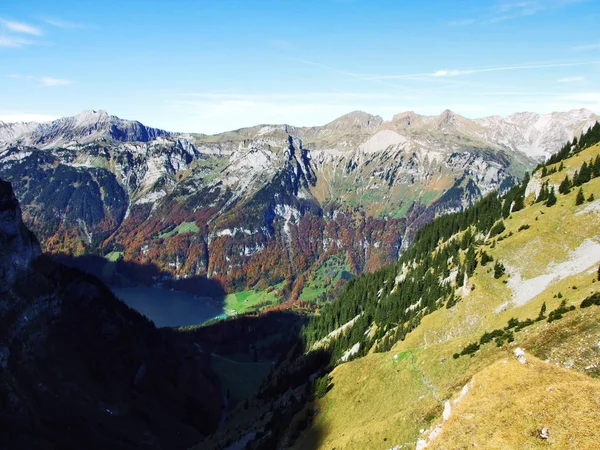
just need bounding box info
[428,354,600,450]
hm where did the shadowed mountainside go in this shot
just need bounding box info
[0,178,223,450]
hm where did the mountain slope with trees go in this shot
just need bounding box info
[291,128,600,449]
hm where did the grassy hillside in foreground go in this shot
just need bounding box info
[291,142,600,449]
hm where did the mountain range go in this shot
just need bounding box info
[0,108,597,305]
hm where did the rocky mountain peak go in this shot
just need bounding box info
[0,110,171,150]
[436,109,463,128]
[74,109,110,125]
[439,108,455,120]
[324,110,384,131]
[391,111,420,126]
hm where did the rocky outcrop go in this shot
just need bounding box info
[0,178,40,290]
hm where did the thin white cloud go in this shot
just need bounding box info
[0,112,60,123]
[0,18,42,35]
[432,70,464,77]
[433,61,600,77]
[42,17,83,29]
[365,61,600,80]
[6,74,73,86]
[558,76,585,83]
[0,35,34,47]
[41,77,72,86]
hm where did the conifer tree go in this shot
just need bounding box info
[494,262,505,279]
[558,175,571,194]
[460,229,472,250]
[480,251,493,266]
[545,187,557,207]
[576,188,585,206]
[579,162,592,184]
[489,221,505,237]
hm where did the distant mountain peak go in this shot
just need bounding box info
[436,109,473,130]
[76,109,109,120]
[325,110,383,131]
[391,111,420,126]
[0,110,171,149]
[437,109,459,124]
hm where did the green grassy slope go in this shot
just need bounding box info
[222,284,283,314]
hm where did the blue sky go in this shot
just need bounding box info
[1,0,599,133]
